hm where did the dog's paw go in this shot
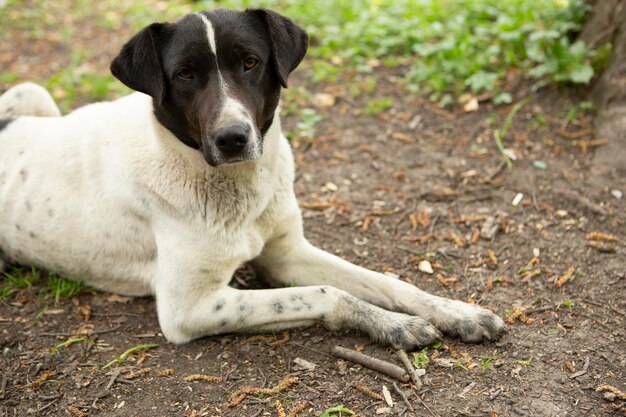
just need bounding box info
[383,315,443,350]
[432,300,507,343]
[331,295,442,349]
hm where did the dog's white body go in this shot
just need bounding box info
[1,92,284,297]
[0,10,506,348]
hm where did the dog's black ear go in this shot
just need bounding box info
[110,23,169,103]
[248,9,308,88]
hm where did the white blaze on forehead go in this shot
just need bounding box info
[196,13,217,55]
[195,12,257,154]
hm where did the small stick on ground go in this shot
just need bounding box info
[331,346,409,382]
[393,382,415,413]
[396,349,423,389]
[0,371,8,399]
[106,368,122,390]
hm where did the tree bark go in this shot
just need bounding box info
[580,0,626,186]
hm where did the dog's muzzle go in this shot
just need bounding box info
[215,124,249,158]
[202,123,260,166]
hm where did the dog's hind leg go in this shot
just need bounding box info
[251,218,507,344]
[0,83,61,118]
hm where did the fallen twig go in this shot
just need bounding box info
[331,346,409,382]
[396,349,423,389]
[393,382,415,413]
[0,371,8,399]
[106,368,122,390]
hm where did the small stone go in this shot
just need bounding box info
[611,189,622,199]
[322,182,338,192]
[556,210,568,217]
[512,193,524,206]
[418,260,434,274]
[603,392,617,402]
[293,357,316,371]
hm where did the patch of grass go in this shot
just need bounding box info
[41,48,132,111]
[365,97,392,116]
[480,355,496,370]
[294,108,322,140]
[3,0,600,108]
[0,71,20,85]
[1,267,89,304]
[0,268,41,300]
[45,273,88,303]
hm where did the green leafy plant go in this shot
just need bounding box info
[412,347,430,369]
[295,108,323,140]
[319,405,355,417]
[480,355,496,370]
[103,344,159,369]
[365,97,393,115]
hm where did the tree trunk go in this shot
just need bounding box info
[580,0,626,187]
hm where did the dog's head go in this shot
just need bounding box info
[110,9,307,166]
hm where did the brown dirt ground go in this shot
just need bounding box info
[1,4,625,417]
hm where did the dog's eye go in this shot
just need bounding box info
[243,57,259,72]
[176,68,195,80]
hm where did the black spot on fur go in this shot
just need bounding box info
[47,209,54,217]
[214,300,225,312]
[239,304,247,312]
[318,287,327,294]
[29,232,37,239]
[272,300,284,314]
[0,119,14,133]
[19,169,27,181]
[219,319,228,327]
[389,326,406,346]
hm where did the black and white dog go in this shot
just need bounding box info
[0,9,506,348]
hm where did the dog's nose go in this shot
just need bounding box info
[215,125,249,157]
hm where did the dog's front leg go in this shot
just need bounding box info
[154,273,441,348]
[252,229,507,343]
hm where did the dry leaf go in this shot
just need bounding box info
[312,93,335,108]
